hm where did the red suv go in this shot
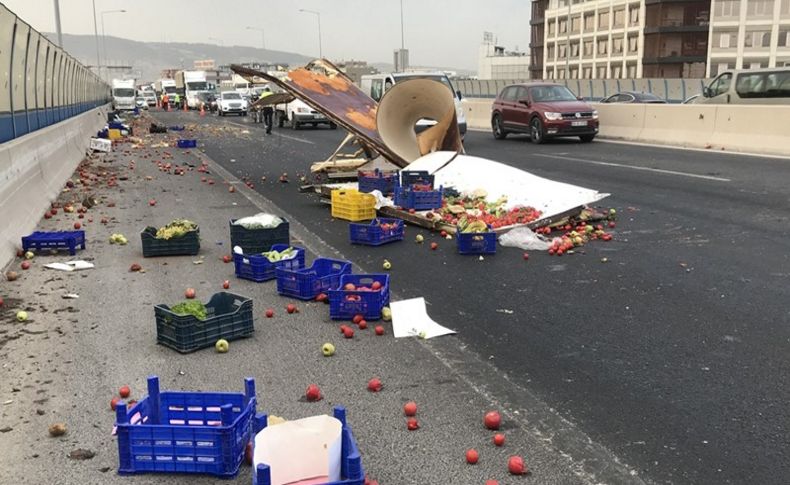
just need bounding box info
[491,83,599,144]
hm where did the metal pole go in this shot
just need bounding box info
[101,13,106,82]
[317,13,323,59]
[53,0,63,47]
[92,0,101,76]
[400,0,405,49]
[565,0,570,79]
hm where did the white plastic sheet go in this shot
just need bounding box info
[498,227,551,251]
[404,152,609,221]
[43,260,95,272]
[253,415,342,485]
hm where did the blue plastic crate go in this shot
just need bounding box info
[22,230,85,255]
[358,169,397,194]
[394,186,443,211]
[329,274,390,320]
[115,375,257,478]
[233,245,305,283]
[349,218,404,246]
[400,170,434,189]
[276,258,352,300]
[253,407,364,485]
[456,227,497,255]
[177,139,197,148]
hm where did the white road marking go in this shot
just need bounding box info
[224,120,314,144]
[535,153,732,182]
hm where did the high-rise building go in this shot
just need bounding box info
[534,0,709,79]
[707,0,790,77]
[394,48,410,72]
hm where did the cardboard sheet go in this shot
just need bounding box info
[391,297,456,339]
[405,152,609,221]
[253,415,342,485]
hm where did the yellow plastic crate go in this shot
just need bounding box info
[108,128,122,140]
[331,189,376,222]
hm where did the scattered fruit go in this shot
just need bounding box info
[415,234,424,243]
[148,199,156,206]
[265,308,274,318]
[358,320,368,330]
[485,481,499,485]
[343,327,354,339]
[484,411,501,430]
[382,259,392,270]
[184,288,196,299]
[20,261,31,270]
[16,311,28,322]
[6,271,19,281]
[353,314,364,324]
[48,423,67,437]
[222,254,232,263]
[381,307,392,321]
[286,304,297,314]
[403,401,417,417]
[110,397,120,411]
[430,242,438,250]
[374,325,385,336]
[523,252,529,260]
[316,293,328,303]
[406,418,419,430]
[119,385,131,399]
[215,339,229,353]
[465,449,479,464]
[229,186,236,193]
[129,263,142,272]
[508,455,527,475]
[339,324,350,334]
[367,378,382,392]
[24,251,34,260]
[493,433,505,446]
[73,222,81,229]
[222,280,230,289]
[305,384,322,402]
[321,343,335,357]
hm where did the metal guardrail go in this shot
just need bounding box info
[0,3,109,143]
[454,78,710,104]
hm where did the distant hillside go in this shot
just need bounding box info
[46,33,474,82]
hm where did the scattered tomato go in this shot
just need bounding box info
[465,449,479,464]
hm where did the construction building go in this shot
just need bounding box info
[478,32,531,80]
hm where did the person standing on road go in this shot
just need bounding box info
[259,87,274,134]
[174,93,181,110]
[161,92,169,110]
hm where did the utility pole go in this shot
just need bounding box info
[400,0,405,49]
[53,0,63,47]
[92,0,101,76]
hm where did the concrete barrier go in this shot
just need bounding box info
[463,97,790,157]
[0,104,109,267]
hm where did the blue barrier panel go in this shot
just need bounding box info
[0,113,13,143]
[12,111,28,137]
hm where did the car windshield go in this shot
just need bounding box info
[164,86,177,94]
[393,74,455,94]
[529,85,578,102]
[113,88,135,98]
[222,92,241,100]
[187,81,208,90]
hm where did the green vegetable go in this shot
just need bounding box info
[155,219,198,240]
[261,246,295,263]
[170,300,208,320]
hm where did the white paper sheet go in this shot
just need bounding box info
[404,152,609,221]
[253,415,342,485]
[391,297,456,339]
[43,260,95,272]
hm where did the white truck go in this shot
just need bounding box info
[155,79,177,98]
[359,71,467,137]
[175,70,210,109]
[111,78,136,111]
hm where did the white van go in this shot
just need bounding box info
[698,68,790,105]
[360,71,467,136]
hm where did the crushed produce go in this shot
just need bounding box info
[170,300,208,320]
[155,219,198,240]
[458,218,490,234]
[261,246,297,262]
[436,195,542,229]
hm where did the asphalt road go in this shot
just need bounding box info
[154,110,790,485]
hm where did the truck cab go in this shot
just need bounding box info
[360,71,467,137]
[112,79,136,111]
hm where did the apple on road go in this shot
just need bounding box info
[215,339,229,353]
[321,343,335,357]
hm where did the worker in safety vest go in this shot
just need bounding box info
[161,93,169,110]
[259,87,274,134]
[174,93,181,110]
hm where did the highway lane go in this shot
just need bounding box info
[156,111,790,485]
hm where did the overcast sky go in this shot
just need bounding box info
[3,0,531,70]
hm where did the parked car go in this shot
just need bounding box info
[135,97,148,110]
[275,98,335,130]
[600,91,667,104]
[217,91,248,116]
[141,91,157,107]
[491,83,599,143]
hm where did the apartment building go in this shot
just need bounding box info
[707,0,790,77]
[532,0,709,79]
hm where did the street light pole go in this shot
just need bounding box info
[101,9,126,82]
[400,0,405,49]
[91,0,100,76]
[53,0,63,47]
[299,9,322,59]
[246,27,266,51]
